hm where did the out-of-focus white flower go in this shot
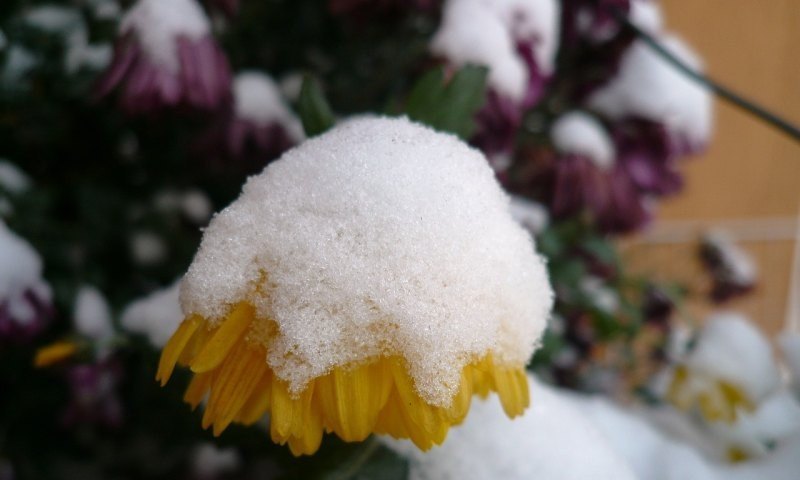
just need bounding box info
[668,313,780,423]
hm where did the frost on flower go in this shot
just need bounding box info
[0,220,53,341]
[589,34,713,154]
[384,375,636,480]
[158,117,553,455]
[430,0,560,158]
[700,230,757,303]
[668,313,780,423]
[96,0,231,113]
[121,282,182,348]
[201,71,304,164]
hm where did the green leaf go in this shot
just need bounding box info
[404,65,488,138]
[297,75,336,137]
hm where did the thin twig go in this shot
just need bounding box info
[605,4,800,145]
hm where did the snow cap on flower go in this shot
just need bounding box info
[96,0,231,113]
[160,116,553,455]
[74,285,114,343]
[589,34,712,152]
[431,0,559,103]
[551,111,615,170]
[199,71,303,165]
[121,282,182,348]
[0,220,52,340]
[384,374,637,480]
[669,312,780,422]
[700,230,757,303]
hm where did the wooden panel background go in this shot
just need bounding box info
[622,0,800,335]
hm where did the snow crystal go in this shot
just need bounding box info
[551,111,615,169]
[384,375,636,480]
[120,0,210,71]
[191,443,241,478]
[233,71,304,141]
[704,229,757,284]
[509,196,549,235]
[589,34,712,149]
[74,285,114,343]
[130,231,167,266]
[686,312,780,404]
[430,0,529,101]
[121,282,182,348]
[181,116,553,406]
[0,221,51,323]
[0,160,31,194]
[706,391,800,458]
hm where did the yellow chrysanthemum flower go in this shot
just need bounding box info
[158,117,553,455]
[667,313,778,424]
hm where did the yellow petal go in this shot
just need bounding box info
[270,377,296,443]
[316,360,391,441]
[34,340,79,368]
[190,304,253,373]
[236,371,273,425]
[157,315,201,385]
[494,367,529,418]
[184,371,213,409]
[207,347,268,436]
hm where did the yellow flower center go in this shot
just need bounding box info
[157,303,530,456]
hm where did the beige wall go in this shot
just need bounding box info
[623,0,800,335]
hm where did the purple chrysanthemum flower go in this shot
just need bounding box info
[62,358,124,428]
[198,72,304,170]
[546,111,651,234]
[96,0,232,114]
[612,118,685,197]
[430,0,560,162]
[699,230,757,303]
[0,221,53,343]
